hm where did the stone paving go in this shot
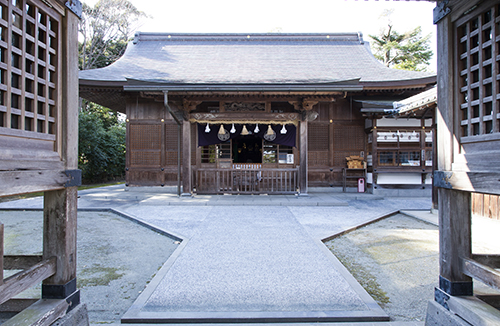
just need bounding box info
[0,185,432,324]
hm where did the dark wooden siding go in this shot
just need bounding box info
[308,100,366,187]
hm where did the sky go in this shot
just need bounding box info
[82,0,437,71]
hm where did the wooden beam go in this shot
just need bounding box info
[0,299,39,313]
[0,257,57,306]
[0,170,68,197]
[2,299,69,326]
[4,256,44,270]
[434,171,500,196]
[190,112,299,124]
[447,295,500,326]
[472,254,500,268]
[0,160,64,172]
[462,257,500,291]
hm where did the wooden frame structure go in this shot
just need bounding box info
[0,0,85,324]
[429,0,500,324]
[361,88,437,197]
[79,33,436,196]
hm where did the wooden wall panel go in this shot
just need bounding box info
[127,100,164,120]
[130,124,161,150]
[307,100,366,186]
[308,124,329,151]
[472,192,500,220]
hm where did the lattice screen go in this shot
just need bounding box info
[130,151,160,167]
[0,0,60,134]
[129,124,161,167]
[308,151,328,166]
[308,124,329,151]
[333,125,365,150]
[130,124,161,150]
[165,123,180,165]
[457,4,500,137]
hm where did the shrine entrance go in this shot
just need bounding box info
[232,136,262,164]
[196,124,298,194]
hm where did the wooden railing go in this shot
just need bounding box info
[196,168,298,194]
[0,221,60,309]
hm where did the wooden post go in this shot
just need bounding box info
[1,222,3,285]
[42,3,80,307]
[372,126,378,190]
[438,188,473,296]
[182,119,192,196]
[435,10,473,298]
[299,119,308,195]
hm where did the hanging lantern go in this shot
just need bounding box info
[280,124,287,134]
[254,124,260,133]
[230,123,236,133]
[205,123,211,133]
[241,125,249,136]
[219,124,226,135]
[266,125,274,136]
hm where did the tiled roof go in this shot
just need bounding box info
[79,33,435,90]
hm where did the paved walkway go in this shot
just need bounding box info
[0,185,433,324]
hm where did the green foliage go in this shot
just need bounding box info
[78,0,146,183]
[79,0,148,70]
[369,25,433,71]
[79,102,126,183]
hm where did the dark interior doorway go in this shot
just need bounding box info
[232,136,262,164]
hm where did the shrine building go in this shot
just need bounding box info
[79,32,436,195]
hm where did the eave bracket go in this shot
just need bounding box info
[434,0,451,24]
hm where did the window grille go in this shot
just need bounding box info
[457,5,500,137]
[0,0,60,136]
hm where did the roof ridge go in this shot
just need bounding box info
[132,32,364,44]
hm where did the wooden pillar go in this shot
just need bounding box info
[181,119,192,196]
[435,11,473,299]
[438,188,473,296]
[372,126,378,190]
[42,4,80,307]
[0,222,3,285]
[299,119,308,195]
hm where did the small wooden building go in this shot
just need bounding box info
[0,0,87,324]
[361,87,437,197]
[79,33,436,195]
[427,0,500,325]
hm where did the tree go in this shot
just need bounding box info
[369,25,433,71]
[79,0,147,70]
[78,0,146,183]
[78,101,126,183]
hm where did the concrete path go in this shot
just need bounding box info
[0,185,432,324]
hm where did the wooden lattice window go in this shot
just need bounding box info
[457,5,500,137]
[129,124,161,167]
[165,123,179,165]
[308,124,329,151]
[0,0,60,135]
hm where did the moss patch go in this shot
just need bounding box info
[328,244,390,307]
[78,265,124,287]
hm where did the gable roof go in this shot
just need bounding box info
[79,32,435,92]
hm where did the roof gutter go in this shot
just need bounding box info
[124,84,364,92]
